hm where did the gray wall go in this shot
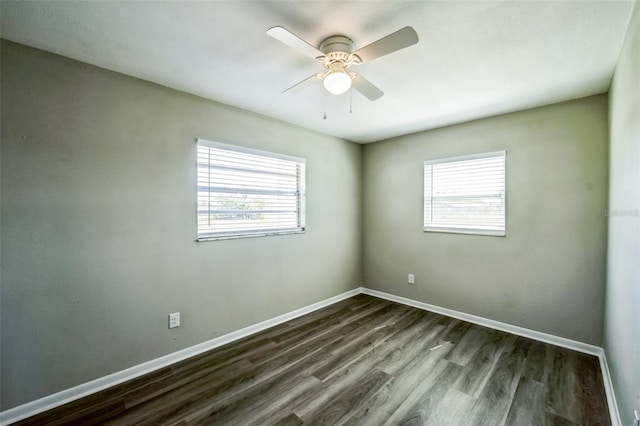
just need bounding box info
[362,95,609,345]
[0,41,362,410]
[605,1,640,423]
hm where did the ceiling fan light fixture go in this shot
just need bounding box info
[324,71,351,95]
[323,63,351,95]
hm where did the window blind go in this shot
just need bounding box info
[196,140,305,240]
[424,151,506,236]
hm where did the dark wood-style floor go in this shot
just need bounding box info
[15,295,611,426]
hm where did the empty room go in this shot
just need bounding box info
[1,1,638,425]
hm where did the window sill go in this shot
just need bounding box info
[197,229,305,242]
[424,226,505,237]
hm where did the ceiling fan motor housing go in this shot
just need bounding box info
[319,35,354,54]
[318,35,362,69]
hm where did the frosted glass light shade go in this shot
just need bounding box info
[323,71,351,95]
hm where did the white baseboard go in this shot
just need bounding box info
[362,288,620,426]
[1,286,621,426]
[0,287,363,426]
[598,349,622,426]
[362,288,601,355]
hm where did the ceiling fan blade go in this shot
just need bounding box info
[267,26,325,60]
[282,74,320,95]
[352,74,384,101]
[352,26,418,63]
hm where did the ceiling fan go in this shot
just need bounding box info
[267,26,419,101]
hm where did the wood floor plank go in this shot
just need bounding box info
[546,346,583,424]
[521,340,549,383]
[375,317,445,375]
[311,306,418,381]
[575,353,612,426]
[122,358,253,409]
[465,336,529,426]
[104,331,340,425]
[286,359,375,419]
[45,399,127,426]
[320,302,407,345]
[179,334,277,368]
[445,326,490,366]
[346,334,455,425]
[384,359,463,424]
[438,318,473,345]
[146,346,333,426]
[245,379,324,426]
[224,296,383,360]
[504,377,547,426]
[425,388,477,426]
[16,295,612,426]
[283,318,424,422]
[188,329,340,420]
[271,413,304,426]
[546,412,580,426]
[248,298,389,362]
[300,368,391,425]
[189,365,322,425]
[453,329,513,398]
[101,360,260,425]
[11,367,174,426]
[279,297,386,336]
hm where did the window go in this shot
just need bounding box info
[196,139,305,241]
[424,151,506,236]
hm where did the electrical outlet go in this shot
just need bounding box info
[408,273,415,284]
[169,312,180,329]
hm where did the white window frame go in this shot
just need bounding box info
[196,139,305,241]
[424,150,506,237]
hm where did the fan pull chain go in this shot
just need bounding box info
[350,87,353,114]
[323,89,327,120]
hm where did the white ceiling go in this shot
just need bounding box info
[1,1,634,143]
